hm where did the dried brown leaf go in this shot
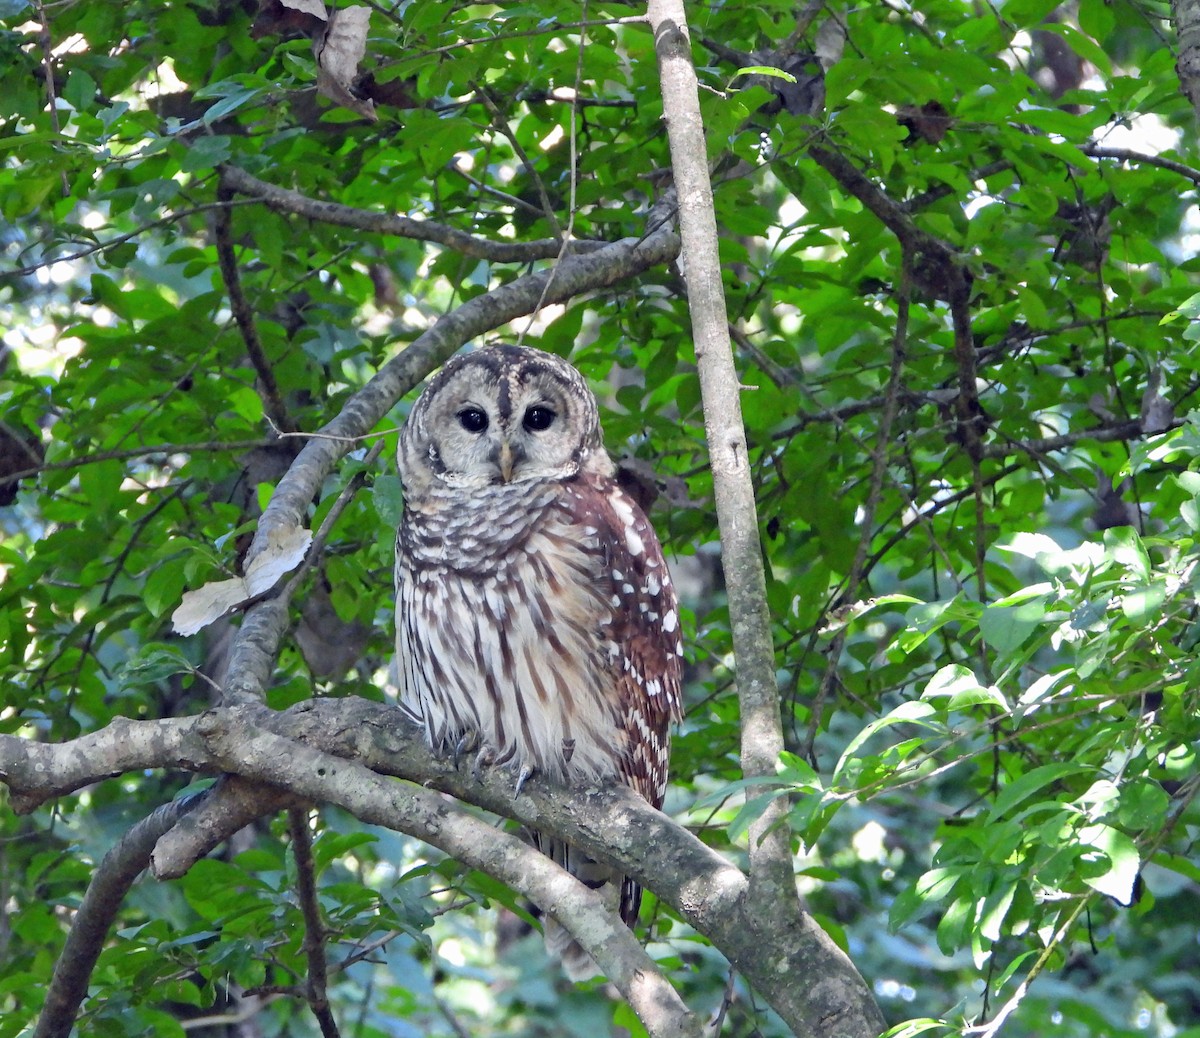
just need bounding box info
[172,525,313,636]
[314,5,377,121]
[282,0,327,18]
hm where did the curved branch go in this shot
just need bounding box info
[192,711,702,1038]
[34,797,199,1038]
[1081,144,1200,187]
[219,165,605,263]
[0,695,882,1038]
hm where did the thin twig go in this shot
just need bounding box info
[404,15,647,61]
[32,0,69,197]
[727,323,797,387]
[288,808,340,1038]
[808,265,912,757]
[4,200,257,279]
[447,157,547,217]
[516,0,588,345]
[475,85,564,241]
[0,437,277,487]
[284,438,387,598]
[214,181,297,436]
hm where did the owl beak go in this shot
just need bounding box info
[497,441,516,482]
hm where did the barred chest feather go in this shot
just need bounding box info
[394,470,682,804]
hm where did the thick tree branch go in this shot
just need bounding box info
[194,712,702,1038]
[1173,0,1200,122]
[646,8,883,1034]
[1,697,874,1037]
[218,165,600,263]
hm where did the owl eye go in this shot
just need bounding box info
[457,407,489,433]
[523,405,556,432]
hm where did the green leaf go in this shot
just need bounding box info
[988,763,1084,822]
[63,69,97,112]
[834,700,944,785]
[734,65,797,83]
[372,473,405,529]
[1121,582,1166,623]
[921,665,1008,711]
[1077,824,1140,904]
[199,85,263,124]
[120,645,196,689]
[980,598,1046,653]
[1104,526,1151,581]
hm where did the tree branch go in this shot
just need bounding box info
[33,798,199,1038]
[1080,144,1200,187]
[1,697,877,1037]
[648,0,787,879]
[218,165,599,263]
[633,6,883,1032]
[194,712,702,1038]
[288,808,340,1038]
[214,182,299,436]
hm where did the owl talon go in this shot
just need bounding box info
[453,733,476,765]
[513,765,535,798]
[471,747,494,782]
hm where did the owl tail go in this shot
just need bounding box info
[539,836,642,981]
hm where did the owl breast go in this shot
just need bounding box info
[396,472,679,789]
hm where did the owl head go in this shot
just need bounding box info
[398,345,614,492]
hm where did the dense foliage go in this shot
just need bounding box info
[3,0,1200,1035]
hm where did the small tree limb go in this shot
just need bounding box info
[213,181,299,436]
[33,798,199,1038]
[288,808,340,1038]
[218,165,601,263]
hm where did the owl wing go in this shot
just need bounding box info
[573,473,684,809]
[536,471,684,949]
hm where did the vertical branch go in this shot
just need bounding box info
[644,20,884,1032]
[288,808,341,1038]
[644,0,789,902]
[32,0,69,197]
[1173,0,1200,121]
[950,282,989,607]
[214,178,298,436]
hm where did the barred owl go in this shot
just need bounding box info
[394,344,683,979]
